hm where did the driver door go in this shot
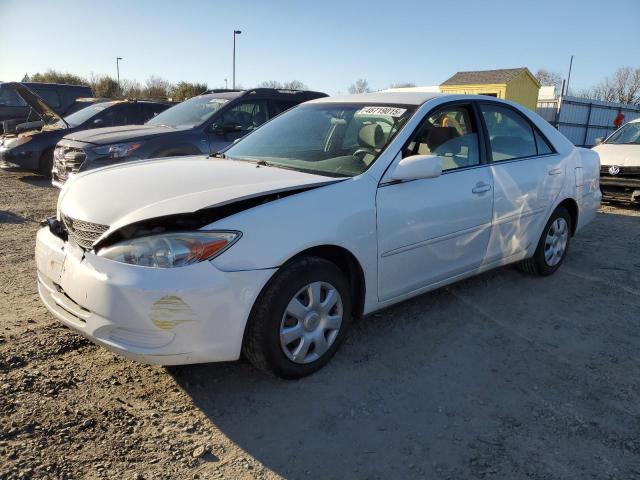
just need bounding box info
[376,102,494,301]
[207,100,268,153]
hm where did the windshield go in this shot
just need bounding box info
[146,95,229,128]
[59,103,111,128]
[606,122,640,145]
[224,103,415,177]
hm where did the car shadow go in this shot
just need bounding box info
[19,174,54,188]
[167,275,523,479]
[0,210,28,224]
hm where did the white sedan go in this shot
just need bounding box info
[593,118,640,203]
[36,92,601,378]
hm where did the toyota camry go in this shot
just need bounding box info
[36,92,601,378]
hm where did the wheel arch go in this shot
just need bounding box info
[284,244,367,319]
[556,197,579,235]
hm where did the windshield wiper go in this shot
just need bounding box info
[209,151,226,159]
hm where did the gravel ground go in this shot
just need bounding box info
[1,170,639,480]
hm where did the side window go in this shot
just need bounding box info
[92,105,129,127]
[480,104,537,161]
[535,130,553,155]
[403,104,480,171]
[270,101,298,117]
[142,103,168,122]
[218,101,268,131]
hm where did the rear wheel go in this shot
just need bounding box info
[243,256,352,379]
[519,206,571,276]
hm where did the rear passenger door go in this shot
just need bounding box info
[478,102,564,264]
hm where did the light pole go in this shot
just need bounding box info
[224,78,228,89]
[232,30,241,89]
[116,57,123,96]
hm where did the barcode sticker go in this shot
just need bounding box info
[356,106,407,117]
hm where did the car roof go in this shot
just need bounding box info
[308,91,445,106]
[200,88,327,101]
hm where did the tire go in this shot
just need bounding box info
[39,148,54,177]
[243,256,352,379]
[519,206,572,276]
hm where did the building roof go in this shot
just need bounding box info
[441,68,531,86]
[309,91,444,106]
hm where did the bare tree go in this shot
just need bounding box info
[282,80,307,90]
[142,76,172,99]
[534,69,563,90]
[257,80,308,90]
[120,79,143,98]
[388,82,416,89]
[257,80,282,88]
[586,67,640,104]
[348,79,371,94]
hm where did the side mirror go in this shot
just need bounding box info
[392,154,443,181]
[594,137,604,145]
[93,118,104,126]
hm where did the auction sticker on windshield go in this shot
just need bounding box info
[356,106,407,117]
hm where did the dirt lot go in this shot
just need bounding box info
[1,170,639,480]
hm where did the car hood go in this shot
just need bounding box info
[58,156,339,234]
[4,82,67,126]
[63,124,180,145]
[592,144,640,166]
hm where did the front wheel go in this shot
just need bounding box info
[243,256,352,379]
[519,206,571,276]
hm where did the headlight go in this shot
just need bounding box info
[2,136,32,149]
[92,142,143,159]
[97,231,241,268]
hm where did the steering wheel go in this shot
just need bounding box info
[353,147,375,158]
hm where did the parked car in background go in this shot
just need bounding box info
[593,118,640,203]
[52,88,327,186]
[36,92,601,378]
[0,82,92,134]
[0,84,171,178]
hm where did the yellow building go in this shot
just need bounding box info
[440,68,540,110]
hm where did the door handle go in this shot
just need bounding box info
[548,168,562,175]
[472,182,492,194]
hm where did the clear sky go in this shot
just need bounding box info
[0,0,638,94]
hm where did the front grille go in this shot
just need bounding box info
[52,146,86,185]
[61,215,109,249]
[600,165,640,177]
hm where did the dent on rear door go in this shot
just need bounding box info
[485,155,564,263]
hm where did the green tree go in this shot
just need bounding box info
[28,69,88,86]
[170,81,208,101]
[90,75,120,98]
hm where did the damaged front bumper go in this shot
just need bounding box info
[35,225,275,365]
[599,176,640,202]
